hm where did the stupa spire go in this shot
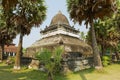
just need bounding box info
[58,10,62,14]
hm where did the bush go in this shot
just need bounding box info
[6,57,15,65]
[102,55,110,67]
[35,46,63,80]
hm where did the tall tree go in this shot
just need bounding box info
[0,5,16,61]
[113,1,120,31]
[2,0,18,11]
[0,27,16,60]
[87,19,120,56]
[0,6,5,60]
[67,0,117,69]
[4,0,47,70]
[15,0,46,70]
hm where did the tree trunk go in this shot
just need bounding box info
[115,48,119,61]
[110,48,112,63]
[14,33,23,70]
[0,44,4,61]
[101,44,106,56]
[0,47,2,61]
[48,72,53,80]
[90,19,103,69]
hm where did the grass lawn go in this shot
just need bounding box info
[0,62,120,80]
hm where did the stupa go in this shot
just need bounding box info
[26,11,93,71]
[26,11,92,58]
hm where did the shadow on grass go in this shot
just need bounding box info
[80,68,94,80]
[0,64,69,80]
[73,68,95,80]
[79,72,87,80]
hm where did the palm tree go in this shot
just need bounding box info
[6,0,46,70]
[87,19,120,56]
[2,0,18,11]
[0,27,16,60]
[113,1,120,30]
[0,5,16,61]
[0,6,5,60]
[66,0,117,69]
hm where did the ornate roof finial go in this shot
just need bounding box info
[58,10,62,14]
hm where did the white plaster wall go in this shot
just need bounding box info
[41,29,79,38]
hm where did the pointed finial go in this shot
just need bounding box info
[58,10,62,14]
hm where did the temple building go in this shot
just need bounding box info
[4,44,17,57]
[0,43,17,60]
[26,11,93,71]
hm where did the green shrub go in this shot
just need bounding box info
[102,55,110,67]
[35,46,63,80]
[6,57,15,65]
[8,57,15,62]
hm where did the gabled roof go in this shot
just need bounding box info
[4,44,17,53]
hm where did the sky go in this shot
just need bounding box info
[13,0,89,48]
